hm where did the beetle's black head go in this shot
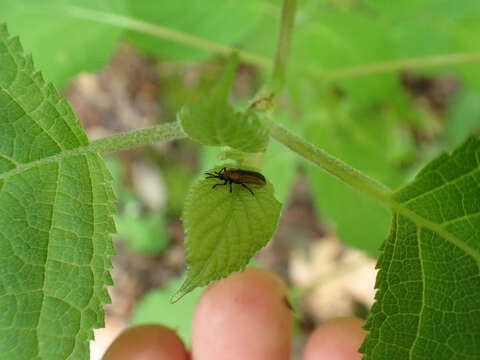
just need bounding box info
[204,168,226,181]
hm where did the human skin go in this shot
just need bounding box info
[101,324,189,360]
[303,317,366,360]
[102,267,365,360]
[191,267,292,359]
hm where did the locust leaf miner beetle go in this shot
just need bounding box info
[205,167,266,196]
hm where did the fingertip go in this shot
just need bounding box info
[303,317,366,360]
[102,324,189,360]
[192,267,292,360]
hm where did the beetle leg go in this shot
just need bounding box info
[212,180,228,189]
[229,181,232,193]
[241,183,255,196]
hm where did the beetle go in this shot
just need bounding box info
[205,167,266,196]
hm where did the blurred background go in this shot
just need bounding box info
[3,0,480,358]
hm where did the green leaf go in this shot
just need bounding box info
[287,2,480,103]
[303,101,406,254]
[178,55,269,153]
[164,163,196,217]
[263,139,297,204]
[450,20,480,91]
[365,2,480,86]
[445,89,480,148]
[291,10,401,103]
[131,277,204,346]
[362,0,440,17]
[361,136,480,358]
[115,209,168,255]
[307,167,391,255]
[0,25,116,359]
[125,0,264,61]
[262,114,298,204]
[364,0,480,19]
[1,0,126,89]
[172,166,281,302]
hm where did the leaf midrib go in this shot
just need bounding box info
[0,145,94,180]
[390,200,480,265]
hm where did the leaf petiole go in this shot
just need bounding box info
[263,116,393,208]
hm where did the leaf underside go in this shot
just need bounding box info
[126,0,264,61]
[0,25,116,360]
[361,136,480,359]
[178,54,269,153]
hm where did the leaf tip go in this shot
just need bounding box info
[169,290,186,304]
[170,275,198,303]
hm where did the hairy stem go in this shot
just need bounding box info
[90,122,187,154]
[269,0,298,93]
[0,122,186,181]
[263,117,393,208]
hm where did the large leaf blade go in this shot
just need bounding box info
[361,136,480,359]
[125,0,264,61]
[0,24,116,360]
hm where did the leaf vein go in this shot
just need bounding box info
[409,226,426,357]
[35,160,60,357]
[402,167,480,206]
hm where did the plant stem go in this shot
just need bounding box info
[269,0,298,93]
[263,116,393,208]
[0,122,186,181]
[90,121,187,154]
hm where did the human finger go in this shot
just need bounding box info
[191,267,293,360]
[303,317,366,360]
[102,324,189,360]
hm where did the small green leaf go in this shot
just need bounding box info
[172,166,281,302]
[178,55,269,153]
[360,135,480,358]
